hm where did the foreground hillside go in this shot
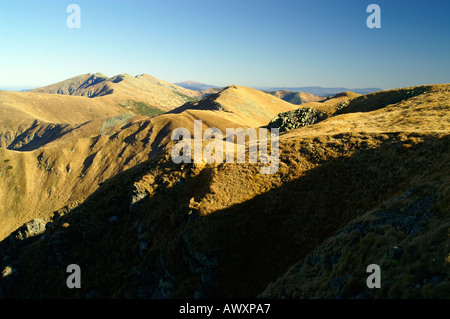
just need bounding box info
[0,85,295,241]
[0,84,449,298]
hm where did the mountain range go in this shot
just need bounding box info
[172,81,382,96]
[31,73,208,115]
[175,80,219,92]
[259,86,382,96]
[0,73,448,299]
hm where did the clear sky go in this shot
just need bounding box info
[0,0,449,90]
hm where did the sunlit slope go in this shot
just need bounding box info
[0,85,296,239]
[0,84,448,298]
[0,90,126,126]
[0,90,129,148]
[171,85,298,128]
[31,73,203,114]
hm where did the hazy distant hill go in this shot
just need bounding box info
[261,86,382,96]
[176,82,381,96]
[266,90,326,105]
[175,80,219,91]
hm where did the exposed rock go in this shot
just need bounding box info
[268,107,328,132]
[129,183,148,213]
[1,266,12,278]
[13,219,48,241]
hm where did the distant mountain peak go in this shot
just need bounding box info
[260,86,382,96]
[175,80,218,91]
[178,80,202,85]
[29,72,204,113]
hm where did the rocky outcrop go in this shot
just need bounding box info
[12,218,49,240]
[268,107,328,132]
[129,183,148,213]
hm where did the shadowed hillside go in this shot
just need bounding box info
[0,85,296,240]
[0,83,448,299]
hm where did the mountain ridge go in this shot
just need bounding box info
[266,90,326,105]
[31,73,204,114]
[175,80,219,91]
[0,83,298,239]
[259,86,382,96]
[0,81,448,299]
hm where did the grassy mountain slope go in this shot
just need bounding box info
[0,85,297,241]
[0,84,449,299]
[171,85,298,128]
[0,90,129,149]
[31,73,203,114]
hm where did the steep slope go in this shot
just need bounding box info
[28,74,94,95]
[0,114,146,240]
[0,84,448,299]
[0,84,296,240]
[0,90,128,149]
[300,91,362,115]
[32,73,203,114]
[334,85,438,115]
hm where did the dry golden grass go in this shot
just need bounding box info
[0,84,296,240]
[0,91,127,127]
[0,83,449,298]
[31,72,203,113]
[170,85,298,128]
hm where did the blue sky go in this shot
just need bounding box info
[0,0,449,90]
